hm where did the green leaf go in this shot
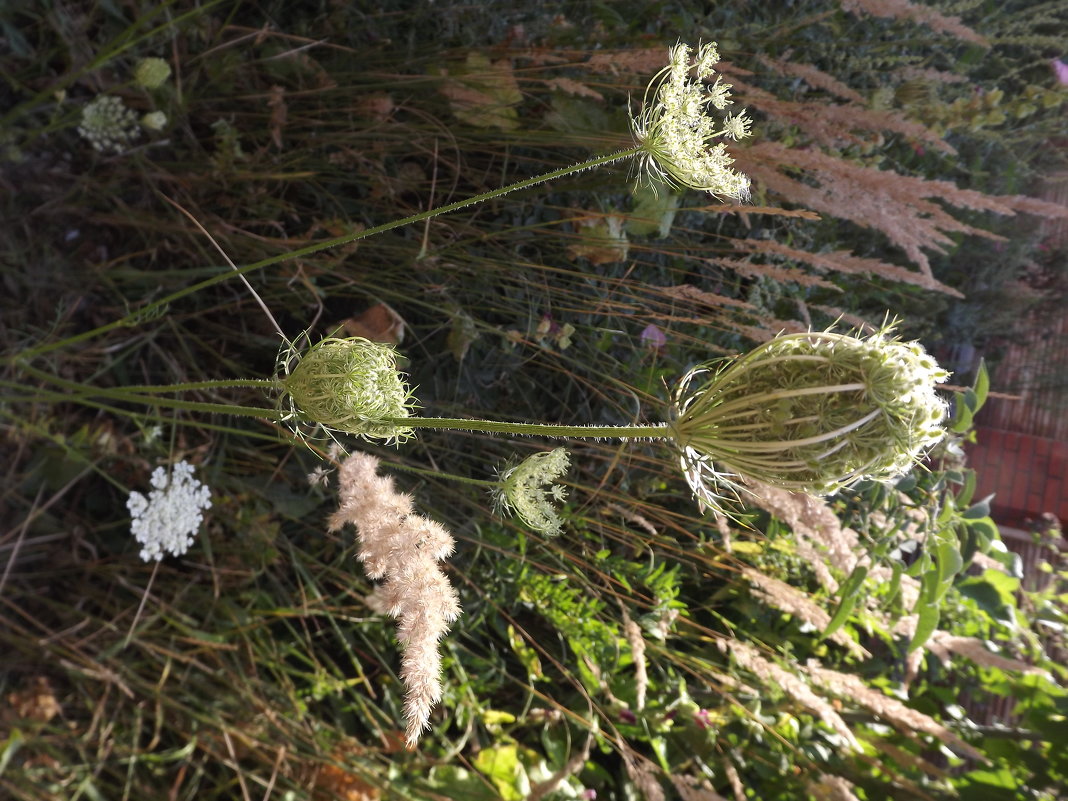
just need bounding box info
[507,624,544,682]
[908,601,940,652]
[973,359,990,410]
[962,496,993,520]
[950,398,975,433]
[474,744,528,801]
[626,184,680,238]
[447,305,479,362]
[957,468,977,508]
[731,541,764,555]
[823,565,868,641]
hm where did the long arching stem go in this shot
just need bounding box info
[19,146,641,361]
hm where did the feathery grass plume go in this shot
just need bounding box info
[807,775,862,801]
[733,142,1068,277]
[620,606,648,711]
[494,448,570,536]
[805,659,985,760]
[277,336,415,443]
[742,568,869,659]
[630,42,752,198]
[839,0,989,47]
[724,70,952,155]
[669,324,948,512]
[78,95,141,153]
[127,460,212,562]
[720,639,859,749]
[927,632,1043,674]
[328,452,460,746]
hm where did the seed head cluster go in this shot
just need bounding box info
[669,326,948,511]
[631,42,752,198]
[279,336,415,443]
[127,460,212,562]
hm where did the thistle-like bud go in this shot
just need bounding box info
[279,336,415,443]
[494,448,570,536]
[669,327,948,510]
[631,42,752,198]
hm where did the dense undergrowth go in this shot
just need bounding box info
[2,1,1067,799]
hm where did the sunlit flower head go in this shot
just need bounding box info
[668,325,948,511]
[631,42,752,198]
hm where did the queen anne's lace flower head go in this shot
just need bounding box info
[127,460,212,562]
[669,325,948,512]
[631,42,752,198]
[78,95,141,154]
[494,448,570,536]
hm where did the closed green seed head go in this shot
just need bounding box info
[669,327,948,510]
[280,337,415,443]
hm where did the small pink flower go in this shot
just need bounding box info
[640,323,667,349]
[694,708,713,729]
[1052,58,1068,86]
[581,791,597,800]
[619,708,637,724]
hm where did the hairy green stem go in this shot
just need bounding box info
[389,416,668,440]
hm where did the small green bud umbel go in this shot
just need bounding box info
[668,327,948,509]
[279,336,415,443]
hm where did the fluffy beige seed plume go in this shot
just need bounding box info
[329,452,461,746]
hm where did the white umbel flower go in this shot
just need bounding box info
[78,95,141,154]
[631,42,752,198]
[127,460,212,562]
